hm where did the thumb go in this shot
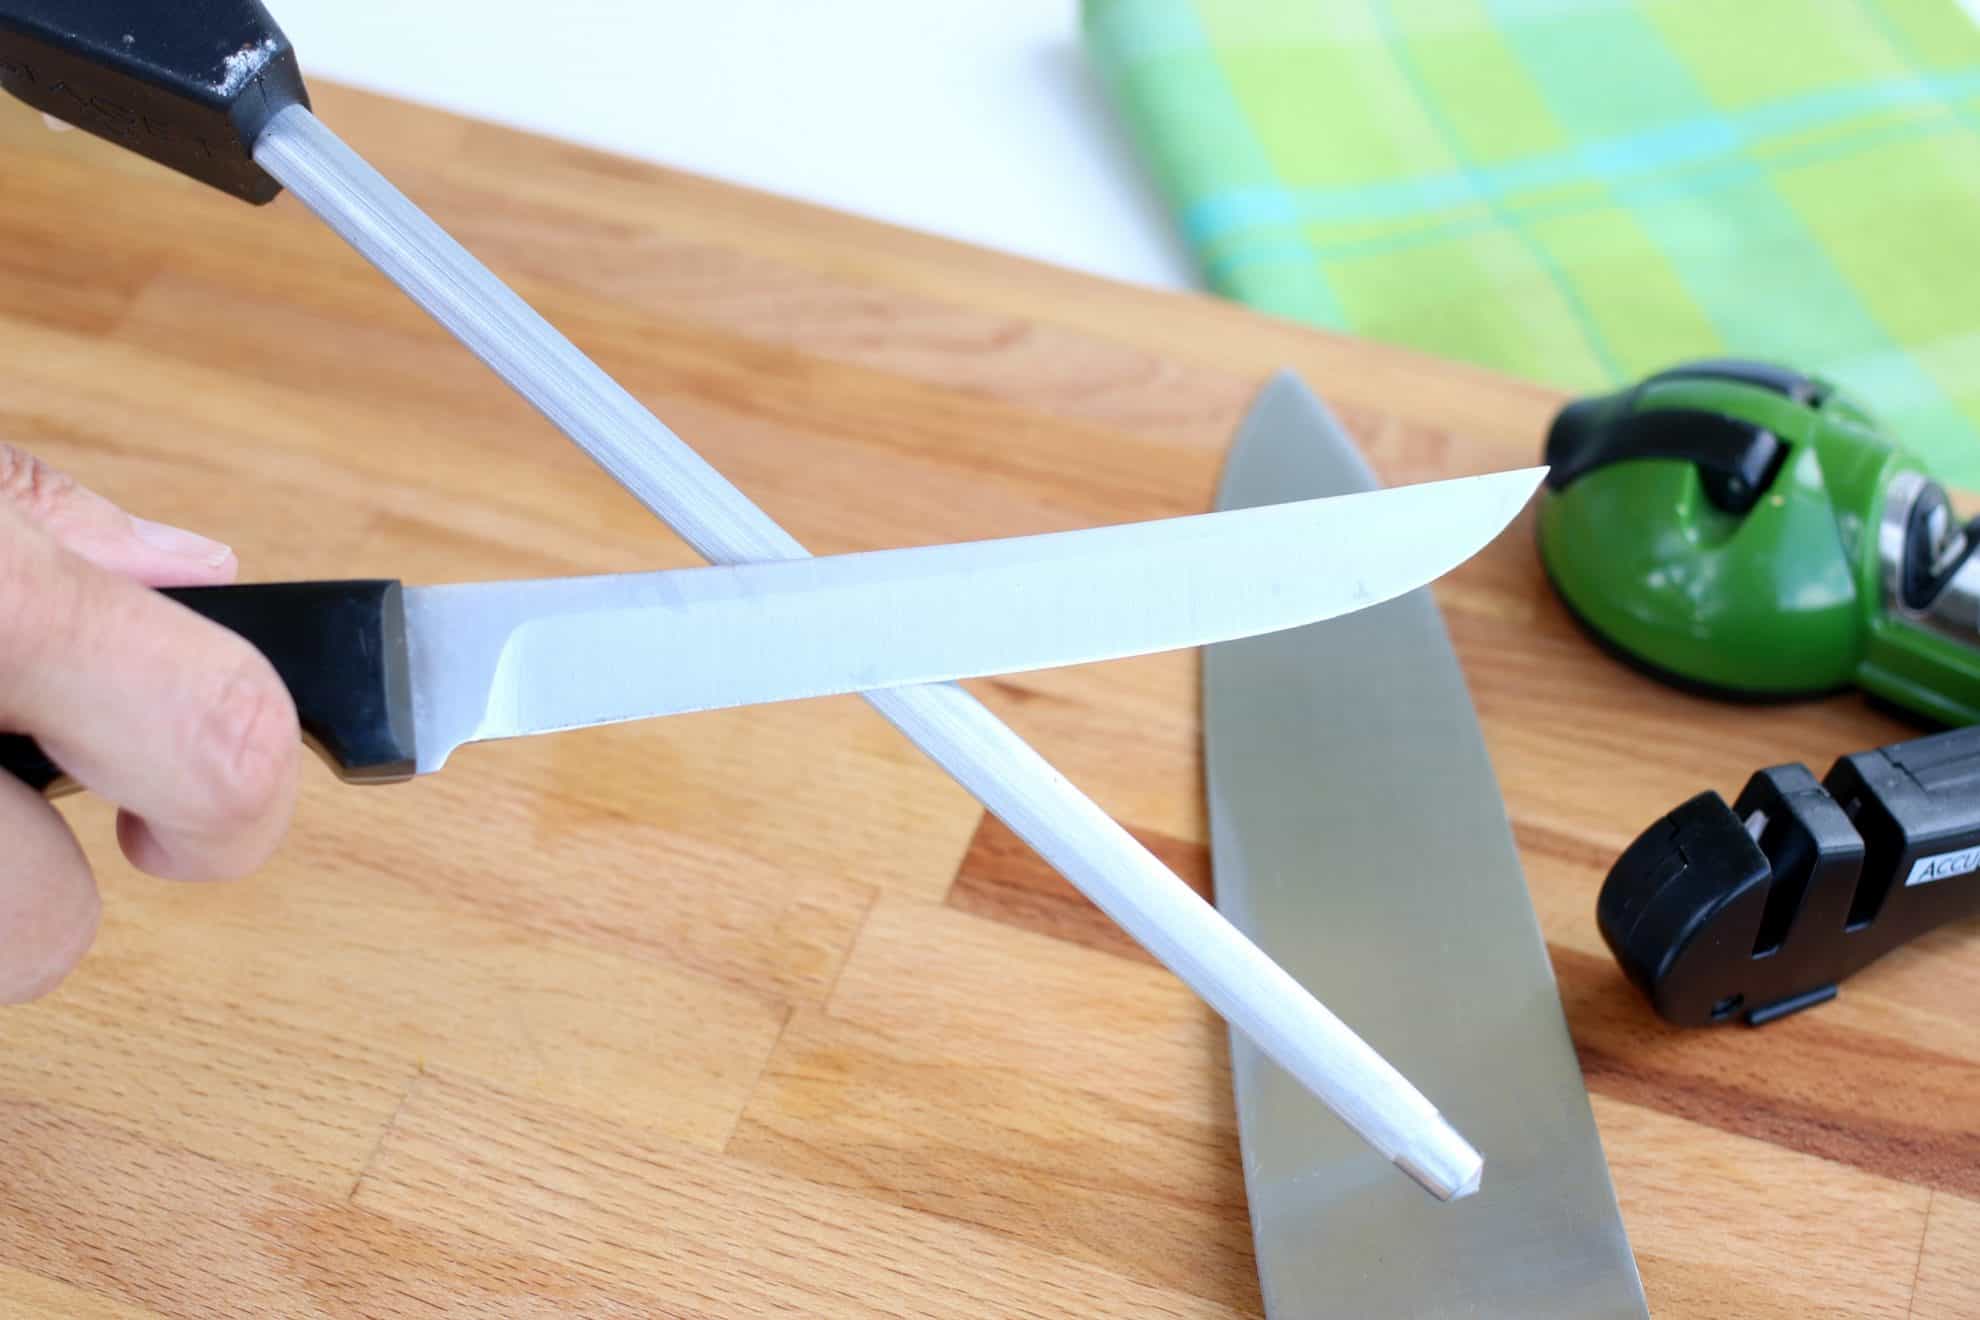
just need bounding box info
[0,445,237,587]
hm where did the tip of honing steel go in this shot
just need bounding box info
[1393,1115,1484,1202]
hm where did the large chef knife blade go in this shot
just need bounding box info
[1206,373,1648,1316]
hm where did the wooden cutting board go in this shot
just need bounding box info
[0,82,1974,1319]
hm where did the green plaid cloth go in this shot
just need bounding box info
[1083,0,1980,485]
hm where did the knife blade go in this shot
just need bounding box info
[1206,373,1648,1314]
[3,470,1539,793]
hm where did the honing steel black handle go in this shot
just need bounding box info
[0,0,310,203]
[0,580,417,796]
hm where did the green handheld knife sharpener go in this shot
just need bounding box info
[1536,358,1980,727]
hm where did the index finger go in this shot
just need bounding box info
[0,505,300,881]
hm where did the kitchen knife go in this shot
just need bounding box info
[1206,374,1648,1315]
[3,469,1539,793]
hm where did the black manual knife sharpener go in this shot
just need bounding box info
[1600,724,1980,1026]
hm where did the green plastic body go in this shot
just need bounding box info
[1536,371,1980,726]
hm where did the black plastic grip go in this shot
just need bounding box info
[0,580,417,795]
[0,0,308,202]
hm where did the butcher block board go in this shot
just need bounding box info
[0,83,1975,1319]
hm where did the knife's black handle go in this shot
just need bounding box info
[0,580,417,796]
[0,734,60,794]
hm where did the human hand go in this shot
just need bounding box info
[0,446,300,1003]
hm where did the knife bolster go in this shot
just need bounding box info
[164,580,418,783]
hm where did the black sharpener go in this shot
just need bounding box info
[1600,725,1980,1026]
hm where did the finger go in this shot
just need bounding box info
[0,773,100,1003]
[0,505,300,882]
[0,444,236,587]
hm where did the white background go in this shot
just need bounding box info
[268,0,1199,293]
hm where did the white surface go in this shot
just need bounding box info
[268,0,1197,292]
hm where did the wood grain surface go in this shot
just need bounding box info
[0,82,1974,1318]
